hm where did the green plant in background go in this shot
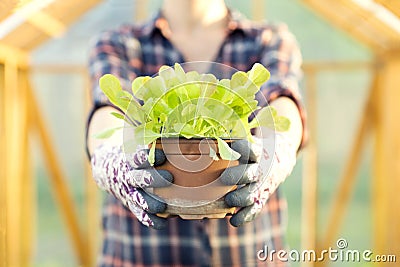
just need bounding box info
[97,63,290,165]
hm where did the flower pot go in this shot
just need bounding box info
[151,138,238,219]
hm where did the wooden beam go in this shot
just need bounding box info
[302,61,374,72]
[300,0,385,52]
[0,0,102,50]
[0,63,7,267]
[0,0,18,22]
[83,72,99,267]
[29,61,374,76]
[19,69,35,266]
[27,78,89,266]
[27,10,66,37]
[0,43,29,67]
[300,68,318,267]
[316,72,377,267]
[372,56,400,260]
[0,22,49,51]
[4,58,20,267]
[374,0,400,19]
[44,0,101,25]
[4,55,26,267]
[30,64,88,74]
[134,0,148,22]
[30,0,101,50]
[85,163,99,267]
[337,0,400,49]
[252,0,266,21]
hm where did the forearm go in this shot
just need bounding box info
[87,106,124,156]
[256,96,303,151]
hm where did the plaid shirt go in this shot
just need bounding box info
[88,10,306,267]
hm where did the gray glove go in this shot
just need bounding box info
[221,134,297,227]
[91,145,173,229]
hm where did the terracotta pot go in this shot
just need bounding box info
[152,138,238,219]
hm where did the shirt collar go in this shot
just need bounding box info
[141,9,253,38]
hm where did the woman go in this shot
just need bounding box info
[87,0,306,266]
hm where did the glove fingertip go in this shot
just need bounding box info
[219,169,234,186]
[219,165,247,186]
[225,192,240,207]
[225,188,253,208]
[140,190,167,214]
[153,149,166,166]
[149,200,167,214]
[148,214,168,230]
[225,193,253,207]
[229,213,245,227]
[229,206,257,227]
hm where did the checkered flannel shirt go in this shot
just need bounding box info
[88,10,306,267]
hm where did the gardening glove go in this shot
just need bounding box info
[220,133,297,227]
[91,144,173,229]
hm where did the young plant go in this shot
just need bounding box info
[97,63,290,165]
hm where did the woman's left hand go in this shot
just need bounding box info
[220,133,297,227]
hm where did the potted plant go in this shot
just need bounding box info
[97,62,290,219]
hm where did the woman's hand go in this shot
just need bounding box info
[220,134,297,227]
[91,145,173,229]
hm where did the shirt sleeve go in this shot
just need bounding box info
[255,24,307,150]
[85,26,142,157]
[88,27,142,108]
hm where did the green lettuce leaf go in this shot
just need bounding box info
[217,138,241,160]
[98,63,291,162]
[247,63,270,87]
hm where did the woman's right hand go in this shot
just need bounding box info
[91,144,173,229]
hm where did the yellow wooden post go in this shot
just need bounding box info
[372,55,400,262]
[83,70,100,267]
[27,78,89,266]
[3,56,29,267]
[301,68,318,267]
[20,69,35,267]
[0,44,30,267]
[4,57,21,267]
[252,0,266,21]
[0,63,7,267]
[315,72,377,267]
[134,0,149,22]
[85,162,99,267]
[0,44,29,69]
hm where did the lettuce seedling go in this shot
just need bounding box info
[98,63,290,165]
